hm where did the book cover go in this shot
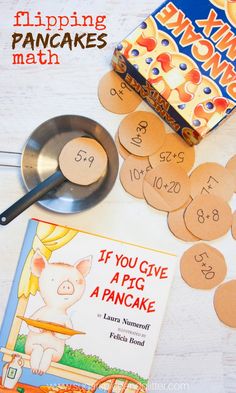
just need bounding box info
[0,219,176,393]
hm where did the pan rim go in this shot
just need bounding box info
[20,114,119,214]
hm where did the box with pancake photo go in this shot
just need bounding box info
[112,0,236,145]
[0,219,176,392]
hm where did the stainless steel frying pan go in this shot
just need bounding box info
[1,115,119,215]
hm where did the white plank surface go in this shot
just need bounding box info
[0,1,235,392]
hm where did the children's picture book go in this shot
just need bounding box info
[0,219,176,393]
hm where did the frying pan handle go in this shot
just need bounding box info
[0,171,65,225]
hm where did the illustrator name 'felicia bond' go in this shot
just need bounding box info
[103,313,151,331]
[110,332,145,347]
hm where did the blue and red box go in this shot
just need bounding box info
[112,0,236,145]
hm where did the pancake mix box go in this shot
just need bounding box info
[112,0,236,145]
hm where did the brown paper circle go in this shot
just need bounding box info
[120,155,152,199]
[232,211,236,240]
[167,198,199,242]
[184,194,232,241]
[115,132,130,159]
[149,133,195,172]
[226,155,236,193]
[214,280,236,328]
[98,71,141,114]
[59,137,108,186]
[190,162,235,201]
[143,163,190,212]
[180,243,227,290]
[118,111,166,157]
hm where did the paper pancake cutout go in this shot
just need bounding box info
[167,198,199,242]
[118,111,166,157]
[120,155,152,199]
[59,137,108,186]
[184,194,232,240]
[190,162,235,201]
[214,280,236,328]
[115,132,130,159]
[98,71,141,114]
[143,163,190,212]
[149,133,195,172]
[180,243,227,290]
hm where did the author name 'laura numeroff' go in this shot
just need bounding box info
[103,313,151,331]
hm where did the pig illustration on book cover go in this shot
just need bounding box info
[25,250,92,375]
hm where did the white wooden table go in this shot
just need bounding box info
[0,1,235,392]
